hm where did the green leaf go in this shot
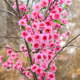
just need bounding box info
[27,58,30,63]
[56,20,61,24]
[27,21,30,25]
[53,19,57,22]
[64,5,68,8]
[36,64,39,65]
[58,52,61,55]
[53,19,61,24]
[7,67,10,69]
[42,60,44,62]
[27,12,30,14]
[62,24,64,26]
[43,7,46,9]
[30,44,32,47]
[21,26,25,30]
[3,56,8,62]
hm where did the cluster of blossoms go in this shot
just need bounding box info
[0,0,71,80]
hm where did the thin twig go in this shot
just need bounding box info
[45,34,80,71]
[15,0,21,19]
[0,35,22,39]
[0,9,16,16]
[44,0,58,20]
[67,45,80,48]
[0,46,27,53]
[4,0,18,17]
[20,71,30,80]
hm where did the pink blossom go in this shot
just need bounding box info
[44,28,52,34]
[33,42,40,49]
[48,0,54,3]
[35,67,42,74]
[54,13,60,20]
[49,42,55,48]
[48,54,53,60]
[54,23,61,29]
[62,33,68,38]
[59,0,65,4]
[26,35,33,43]
[31,64,38,72]
[66,30,71,35]
[35,53,43,61]
[19,4,27,11]
[20,44,27,51]
[42,34,48,42]
[45,20,52,27]
[19,19,26,26]
[20,78,24,80]
[7,49,13,56]
[38,76,42,80]
[0,56,3,63]
[31,11,39,19]
[40,71,47,77]
[41,42,47,49]
[34,34,41,41]
[25,52,28,57]
[33,4,41,11]
[61,19,68,24]
[21,31,28,38]
[53,33,60,40]
[40,0,48,7]
[67,0,71,3]
[38,22,45,31]
[50,64,57,72]
[48,72,55,79]
[43,54,48,60]
[55,44,61,52]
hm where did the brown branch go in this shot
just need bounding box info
[24,40,38,80]
[26,0,29,7]
[44,0,58,20]
[0,35,22,39]
[0,46,27,53]
[67,45,80,48]
[20,70,30,80]
[0,9,16,16]
[4,0,18,18]
[24,40,32,65]
[15,0,21,19]
[45,34,80,71]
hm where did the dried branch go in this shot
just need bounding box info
[45,34,80,71]
[0,9,16,16]
[4,0,18,17]
[0,35,22,39]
